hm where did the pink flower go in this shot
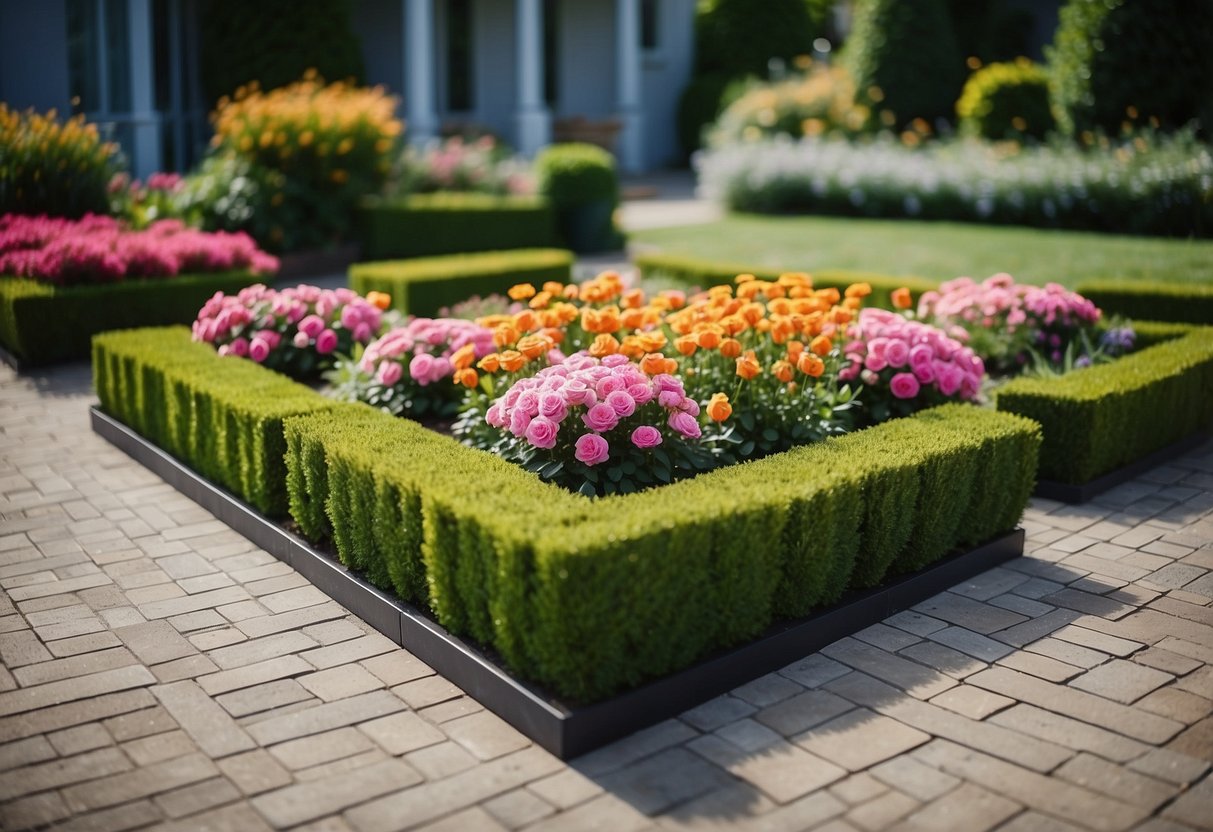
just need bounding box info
[509,407,532,437]
[525,416,560,450]
[229,337,249,358]
[539,392,567,421]
[315,329,339,355]
[885,339,910,368]
[606,390,637,418]
[409,353,435,382]
[248,338,271,363]
[583,402,619,432]
[889,372,920,400]
[668,410,701,439]
[575,433,610,466]
[631,426,663,448]
[377,361,403,386]
[293,331,311,349]
[486,403,507,427]
[298,315,325,338]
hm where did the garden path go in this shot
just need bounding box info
[1,360,1211,832]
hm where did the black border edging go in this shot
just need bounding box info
[1034,432,1209,504]
[92,406,1024,758]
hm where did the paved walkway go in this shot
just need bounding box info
[1,359,1211,832]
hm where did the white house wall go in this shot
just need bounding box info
[470,0,518,141]
[351,0,406,107]
[555,0,615,120]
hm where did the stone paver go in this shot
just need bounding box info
[2,361,1213,831]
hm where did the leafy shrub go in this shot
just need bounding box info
[356,194,557,260]
[698,131,1213,237]
[0,105,120,218]
[348,249,573,317]
[956,58,1054,141]
[211,73,403,251]
[1047,0,1213,137]
[676,73,741,161]
[708,66,875,147]
[173,152,285,244]
[93,327,335,515]
[1074,280,1213,326]
[695,0,821,78]
[997,326,1213,483]
[200,0,364,103]
[534,144,622,253]
[0,272,256,366]
[843,0,966,127]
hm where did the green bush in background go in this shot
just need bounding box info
[200,0,365,103]
[356,194,557,260]
[0,105,119,218]
[1047,0,1213,137]
[843,0,966,127]
[1075,281,1213,326]
[534,144,622,254]
[956,58,1054,141]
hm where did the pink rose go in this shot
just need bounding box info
[525,416,560,450]
[890,372,920,400]
[601,354,629,368]
[936,363,962,396]
[912,361,935,384]
[864,353,888,373]
[486,403,507,428]
[509,407,532,437]
[583,402,619,432]
[575,433,610,466]
[885,340,910,368]
[229,337,249,358]
[409,353,435,383]
[539,391,567,421]
[248,338,271,363]
[516,390,541,417]
[631,426,663,449]
[606,390,637,418]
[293,331,310,349]
[909,344,934,369]
[658,390,683,409]
[377,361,403,386]
[628,383,655,405]
[315,329,339,355]
[299,314,325,338]
[668,410,701,439]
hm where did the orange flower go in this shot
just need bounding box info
[810,335,832,356]
[641,352,677,375]
[498,350,525,372]
[493,324,520,348]
[451,344,476,370]
[477,353,501,373]
[562,283,580,300]
[772,360,794,383]
[778,271,812,289]
[707,393,732,422]
[529,291,553,309]
[843,297,863,311]
[736,351,760,380]
[512,309,537,331]
[517,334,551,359]
[674,334,698,356]
[635,331,668,352]
[581,305,622,334]
[816,287,841,305]
[365,290,392,310]
[786,340,804,363]
[589,333,620,357]
[621,288,645,309]
[696,326,723,349]
[542,281,565,295]
[844,282,872,299]
[798,352,825,378]
[891,287,913,310]
[734,273,756,284]
[508,283,536,300]
[454,368,479,388]
[541,326,565,345]
[720,337,742,358]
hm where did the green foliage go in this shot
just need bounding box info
[1047,0,1213,137]
[348,249,573,317]
[356,194,558,260]
[0,105,120,218]
[92,327,334,515]
[1075,280,1213,326]
[534,144,622,253]
[676,73,741,161]
[632,252,939,310]
[695,0,821,78]
[0,272,257,366]
[997,327,1213,483]
[200,0,365,103]
[956,58,1054,141]
[843,0,967,127]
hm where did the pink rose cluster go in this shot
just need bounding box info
[192,284,382,367]
[843,308,984,402]
[918,274,1100,339]
[0,213,278,285]
[486,353,701,466]
[360,317,494,388]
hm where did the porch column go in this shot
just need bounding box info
[405,0,438,144]
[615,0,643,172]
[127,0,162,177]
[515,0,550,158]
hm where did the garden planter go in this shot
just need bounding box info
[92,405,1023,758]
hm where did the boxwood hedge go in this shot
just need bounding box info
[0,271,258,366]
[996,326,1213,484]
[348,249,574,317]
[1075,279,1213,326]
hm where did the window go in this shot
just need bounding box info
[446,0,473,111]
[640,0,658,50]
[543,0,558,107]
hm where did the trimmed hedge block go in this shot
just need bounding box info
[348,249,574,317]
[356,193,558,261]
[92,327,335,516]
[1076,279,1213,326]
[997,327,1213,484]
[633,252,939,310]
[0,271,259,366]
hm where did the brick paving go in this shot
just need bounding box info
[1,360,1211,832]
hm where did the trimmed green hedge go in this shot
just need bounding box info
[286,400,1039,700]
[92,327,334,516]
[997,326,1213,484]
[633,252,939,310]
[0,271,259,366]
[348,249,574,317]
[356,194,558,261]
[1076,280,1213,326]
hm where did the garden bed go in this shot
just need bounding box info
[356,194,557,261]
[0,271,259,368]
[92,405,1023,758]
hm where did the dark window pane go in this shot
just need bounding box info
[447,0,472,111]
[105,0,131,112]
[543,0,557,106]
[67,0,101,113]
[641,0,658,50]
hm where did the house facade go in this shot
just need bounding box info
[0,0,696,178]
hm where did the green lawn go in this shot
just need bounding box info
[630,214,1213,288]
